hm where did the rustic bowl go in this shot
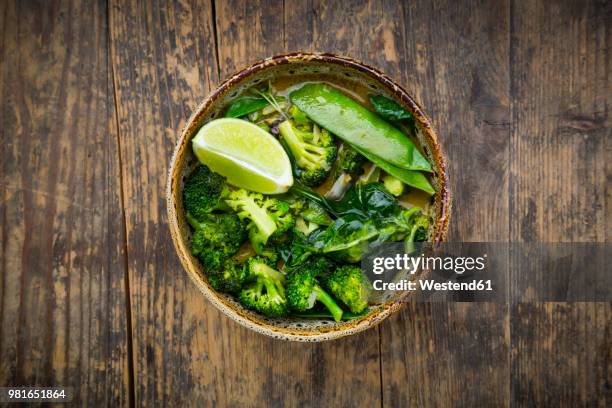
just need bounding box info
[167,53,451,341]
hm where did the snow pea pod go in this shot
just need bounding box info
[351,145,435,195]
[290,84,432,172]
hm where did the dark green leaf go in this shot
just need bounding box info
[224,96,269,118]
[291,183,398,220]
[369,94,413,122]
[332,183,397,219]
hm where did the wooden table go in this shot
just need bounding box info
[1,1,609,406]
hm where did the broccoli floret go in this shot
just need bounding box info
[337,144,366,176]
[225,189,295,254]
[323,265,370,314]
[286,265,343,322]
[382,207,430,243]
[325,145,366,200]
[186,212,247,271]
[183,165,229,220]
[291,198,333,226]
[239,257,288,317]
[407,212,431,242]
[304,256,336,279]
[382,174,405,196]
[279,120,337,187]
[207,259,248,294]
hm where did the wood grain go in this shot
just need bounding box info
[0,0,609,406]
[510,0,609,244]
[0,0,130,405]
[511,303,610,407]
[108,0,223,405]
[371,1,512,406]
[509,0,611,406]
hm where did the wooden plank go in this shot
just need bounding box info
[510,0,611,405]
[0,0,131,405]
[381,303,509,407]
[510,0,609,244]
[511,303,611,407]
[372,1,512,406]
[108,0,223,405]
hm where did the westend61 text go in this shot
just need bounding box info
[373,279,493,292]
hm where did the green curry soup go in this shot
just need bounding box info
[184,77,435,321]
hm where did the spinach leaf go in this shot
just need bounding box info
[290,182,398,220]
[306,215,378,262]
[369,94,413,122]
[333,183,397,219]
[224,96,269,118]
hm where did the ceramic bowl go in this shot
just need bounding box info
[167,53,451,341]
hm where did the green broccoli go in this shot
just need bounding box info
[325,144,366,200]
[291,198,333,226]
[303,256,336,279]
[225,189,294,254]
[336,144,365,177]
[207,259,248,294]
[323,265,370,314]
[278,120,337,187]
[183,165,229,220]
[407,212,431,242]
[239,257,288,317]
[286,265,343,322]
[186,212,247,271]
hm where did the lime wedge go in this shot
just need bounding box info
[192,118,293,194]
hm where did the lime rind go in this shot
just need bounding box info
[192,118,294,194]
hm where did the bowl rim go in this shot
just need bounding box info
[166,52,451,341]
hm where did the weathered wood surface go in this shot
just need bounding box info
[109,1,220,405]
[1,0,610,406]
[509,1,610,407]
[372,1,513,406]
[0,0,131,405]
